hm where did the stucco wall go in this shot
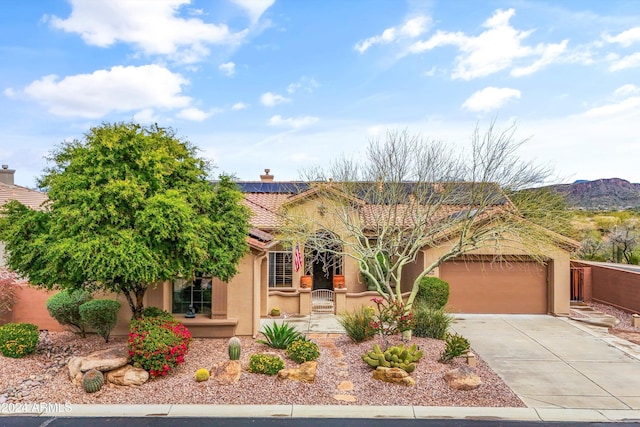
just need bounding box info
[572,261,640,314]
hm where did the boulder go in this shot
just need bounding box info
[372,367,415,386]
[105,364,149,386]
[67,346,130,385]
[277,361,317,383]
[213,361,242,385]
[444,365,482,390]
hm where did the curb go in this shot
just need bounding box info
[2,404,640,422]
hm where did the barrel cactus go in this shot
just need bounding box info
[195,368,210,382]
[228,336,241,361]
[82,369,104,393]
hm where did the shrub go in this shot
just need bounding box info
[257,322,303,349]
[286,339,320,363]
[79,299,121,342]
[412,304,452,340]
[416,277,450,309]
[46,290,92,337]
[141,306,173,319]
[248,353,285,375]
[338,306,377,342]
[370,297,415,338]
[0,274,17,317]
[0,322,39,358]
[439,333,470,363]
[195,368,210,382]
[128,316,192,378]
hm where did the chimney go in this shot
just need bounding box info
[260,169,274,182]
[0,164,15,185]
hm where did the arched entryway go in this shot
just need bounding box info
[305,230,343,290]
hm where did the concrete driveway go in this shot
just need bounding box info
[451,314,640,410]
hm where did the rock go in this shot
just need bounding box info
[372,367,415,386]
[213,361,242,385]
[67,346,130,384]
[333,394,356,402]
[277,361,317,383]
[337,381,353,391]
[444,365,482,390]
[105,364,149,386]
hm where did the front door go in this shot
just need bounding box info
[312,257,333,290]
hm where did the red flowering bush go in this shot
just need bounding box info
[128,316,192,378]
[370,297,415,338]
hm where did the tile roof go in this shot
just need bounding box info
[242,193,291,229]
[0,183,48,210]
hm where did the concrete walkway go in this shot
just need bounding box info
[451,314,640,411]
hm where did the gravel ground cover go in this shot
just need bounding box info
[0,331,524,407]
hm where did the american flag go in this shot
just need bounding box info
[293,244,303,272]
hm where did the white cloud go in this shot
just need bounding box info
[3,88,16,98]
[230,0,275,23]
[286,77,318,94]
[609,52,640,71]
[231,102,249,110]
[614,84,640,97]
[22,65,191,118]
[48,0,246,63]
[462,87,521,112]
[603,27,640,47]
[219,62,236,76]
[268,115,319,129]
[260,92,291,107]
[582,96,640,117]
[511,40,568,77]
[408,8,568,80]
[355,15,430,53]
[133,108,161,123]
[176,107,214,121]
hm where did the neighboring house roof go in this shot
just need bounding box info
[0,183,48,210]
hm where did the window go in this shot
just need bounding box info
[172,276,212,316]
[269,251,292,287]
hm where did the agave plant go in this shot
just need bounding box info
[257,322,304,349]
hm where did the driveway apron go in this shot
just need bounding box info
[451,314,640,410]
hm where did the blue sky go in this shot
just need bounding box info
[2,0,640,188]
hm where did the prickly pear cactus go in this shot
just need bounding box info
[228,336,241,361]
[82,369,104,393]
[361,343,424,373]
[195,368,210,382]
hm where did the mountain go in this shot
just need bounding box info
[547,178,640,210]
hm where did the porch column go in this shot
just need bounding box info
[299,288,311,315]
[334,288,347,314]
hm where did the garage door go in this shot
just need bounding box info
[440,259,548,314]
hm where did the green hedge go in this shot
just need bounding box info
[79,299,121,342]
[46,290,92,337]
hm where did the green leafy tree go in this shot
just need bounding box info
[0,122,250,319]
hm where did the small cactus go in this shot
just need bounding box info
[361,343,423,373]
[82,369,104,393]
[270,307,281,317]
[195,368,210,382]
[228,336,241,361]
